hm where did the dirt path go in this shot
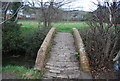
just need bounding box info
[43,32,91,79]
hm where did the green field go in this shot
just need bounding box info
[52,21,88,31]
[18,20,88,33]
[18,20,39,36]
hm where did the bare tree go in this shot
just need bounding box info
[1,2,24,24]
[80,0,120,74]
[25,0,75,27]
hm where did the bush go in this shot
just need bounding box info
[24,27,50,59]
[2,22,23,54]
[79,22,120,72]
[2,21,50,68]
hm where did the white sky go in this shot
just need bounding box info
[55,0,120,11]
[22,0,99,11]
[2,0,120,11]
[39,0,99,11]
[62,0,98,11]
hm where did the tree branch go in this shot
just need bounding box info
[0,5,24,24]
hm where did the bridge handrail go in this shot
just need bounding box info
[34,27,56,70]
[72,28,91,72]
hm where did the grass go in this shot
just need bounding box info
[18,20,119,32]
[18,20,39,37]
[2,65,43,79]
[18,20,88,32]
[18,20,40,44]
[13,20,119,79]
[2,20,44,79]
[52,21,88,31]
[2,20,88,79]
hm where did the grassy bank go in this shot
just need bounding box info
[52,21,88,31]
[2,65,43,79]
[3,20,43,79]
[18,20,88,32]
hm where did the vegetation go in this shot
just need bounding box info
[2,2,50,78]
[24,26,50,60]
[18,20,39,36]
[3,20,49,79]
[52,21,88,31]
[3,20,50,61]
[79,1,120,78]
[74,52,80,57]
[2,15,50,78]
[2,65,43,79]
[2,0,120,79]
[2,2,23,54]
[18,20,88,31]
[3,22,23,54]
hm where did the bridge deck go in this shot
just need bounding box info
[43,32,91,79]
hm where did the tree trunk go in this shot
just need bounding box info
[44,20,47,27]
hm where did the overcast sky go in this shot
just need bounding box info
[39,0,120,11]
[23,0,99,11]
[61,0,98,11]
[2,0,120,11]
[47,0,98,11]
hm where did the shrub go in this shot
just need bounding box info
[2,22,23,54]
[2,20,51,68]
[79,23,120,72]
[24,27,50,59]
